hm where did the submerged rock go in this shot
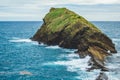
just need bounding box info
[96,72,108,80]
[31,8,117,70]
[19,70,32,75]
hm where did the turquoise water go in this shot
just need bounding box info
[0,21,120,80]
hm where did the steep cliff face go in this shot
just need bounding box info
[31,8,117,70]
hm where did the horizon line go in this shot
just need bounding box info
[0,20,120,22]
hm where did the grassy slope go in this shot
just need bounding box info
[44,8,101,37]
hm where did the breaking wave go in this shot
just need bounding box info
[112,38,120,42]
[45,45,60,49]
[9,37,38,45]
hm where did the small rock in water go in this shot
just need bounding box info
[19,70,32,75]
[96,72,108,80]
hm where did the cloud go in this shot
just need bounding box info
[0,0,120,21]
[58,0,120,4]
[0,12,35,17]
[0,0,120,6]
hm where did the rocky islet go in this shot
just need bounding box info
[31,8,117,72]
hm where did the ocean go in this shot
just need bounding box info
[0,21,120,80]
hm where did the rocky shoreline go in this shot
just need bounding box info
[31,8,117,80]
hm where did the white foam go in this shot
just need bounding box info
[106,72,120,80]
[66,53,78,58]
[43,54,103,80]
[40,43,44,46]
[45,45,60,49]
[76,70,100,80]
[56,56,90,71]
[9,38,32,43]
[44,51,120,80]
[59,53,79,61]
[112,38,120,42]
[63,49,77,53]
[9,37,39,45]
[43,55,91,71]
[104,52,120,80]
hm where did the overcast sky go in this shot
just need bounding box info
[0,0,120,21]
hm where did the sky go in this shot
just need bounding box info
[0,0,120,21]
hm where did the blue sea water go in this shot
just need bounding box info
[0,21,120,80]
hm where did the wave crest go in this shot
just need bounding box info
[112,38,120,42]
[9,37,38,45]
[45,45,60,49]
[9,39,32,43]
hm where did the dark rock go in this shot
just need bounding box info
[96,72,108,80]
[87,57,109,72]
